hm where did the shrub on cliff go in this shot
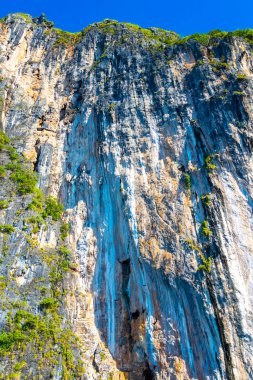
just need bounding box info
[198,254,212,273]
[0,130,10,150]
[42,196,64,221]
[201,220,212,237]
[0,200,9,209]
[184,173,191,191]
[0,166,5,177]
[60,223,70,239]
[204,155,217,171]
[5,163,38,195]
[0,224,15,234]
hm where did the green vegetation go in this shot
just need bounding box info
[1,15,253,51]
[210,59,230,72]
[185,239,200,252]
[201,194,211,207]
[0,224,14,234]
[0,329,26,351]
[28,190,63,223]
[201,220,212,237]
[0,133,84,378]
[204,154,217,171]
[195,59,204,66]
[60,223,71,239]
[58,246,72,272]
[179,33,211,46]
[0,166,5,178]
[13,361,27,371]
[184,173,191,191]
[40,286,47,295]
[0,309,84,378]
[39,297,58,311]
[0,130,10,150]
[233,91,244,96]
[0,200,9,209]
[177,28,253,47]
[198,254,212,273]
[25,215,44,234]
[237,73,248,81]
[82,19,180,47]
[100,352,106,360]
[51,29,82,47]
[231,29,253,45]
[15,13,32,23]
[42,196,64,221]
[5,162,37,195]
[0,276,7,293]
[27,188,44,213]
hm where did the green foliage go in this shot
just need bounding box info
[204,154,217,171]
[201,220,212,237]
[13,361,27,371]
[82,19,180,47]
[0,130,38,193]
[0,309,83,376]
[27,188,44,213]
[210,59,230,72]
[58,246,72,272]
[0,199,9,209]
[0,166,5,178]
[201,194,211,207]
[5,145,20,162]
[60,223,70,239]
[179,33,210,46]
[14,310,38,330]
[184,173,191,191]
[25,215,44,233]
[195,59,204,66]
[233,91,244,96]
[100,352,106,360]
[42,196,64,221]
[207,29,228,38]
[177,28,253,47]
[59,246,71,257]
[237,73,248,81]
[0,276,7,292]
[15,13,32,23]
[51,29,82,47]
[0,330,26,351]
[6,163,37,195]
[0,224,14,234]
[40,286,47,295]
[198,254,212,273]
[39,297,58,311]
[185,239,200,252]
[47,20,253,50]
[230,29,253,45]
[0,130,84,376]
[0,130,10,150]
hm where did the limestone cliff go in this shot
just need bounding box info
[0,13,252,380]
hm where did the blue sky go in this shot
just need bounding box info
[0,0,252,36]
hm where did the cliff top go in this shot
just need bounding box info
[0,12,253,49]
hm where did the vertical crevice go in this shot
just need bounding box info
[34,139,41,172]
[207,278,236,380]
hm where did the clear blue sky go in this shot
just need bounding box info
[0,0,252,36]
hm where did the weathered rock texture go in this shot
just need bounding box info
[0,13,252,380]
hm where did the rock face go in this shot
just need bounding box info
[0,13,252,380]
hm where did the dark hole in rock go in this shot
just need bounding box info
[131,310,140,320]
[143,361,155,380]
